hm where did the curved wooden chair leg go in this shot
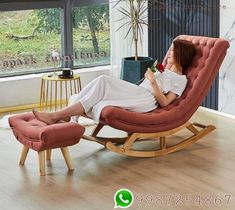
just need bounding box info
[164,125,215,154]
[106,141,167,157]
[123,133,138,149]
[106,123,216,158]
[83,120,215,158]
[160,137,166,150]
[186,123,200,134]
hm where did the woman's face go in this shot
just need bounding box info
[168,46,175,64]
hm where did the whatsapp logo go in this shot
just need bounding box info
[114,188,134,208]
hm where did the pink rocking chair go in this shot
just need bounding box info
[82,35,229,157]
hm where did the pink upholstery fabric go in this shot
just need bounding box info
[9,113,85,151]
[99,35,229,133]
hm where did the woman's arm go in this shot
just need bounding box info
[145,68,177,107]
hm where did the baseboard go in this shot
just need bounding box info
[198,106,235,120]
[0,100,67,114]
[0,103,39,113]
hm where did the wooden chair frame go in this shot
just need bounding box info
[81,121,215,157]
[81,35,229,158]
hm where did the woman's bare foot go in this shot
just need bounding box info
[32,109,58,125]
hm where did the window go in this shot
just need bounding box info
[0,8,61,77]
[0,0,110,78]
[72,3,110,67]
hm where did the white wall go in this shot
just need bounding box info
[219,1,235,115]
[0,67,110,108]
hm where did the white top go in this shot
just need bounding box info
[139,69,188,98]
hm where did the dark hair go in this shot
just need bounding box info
[173,39,196,74]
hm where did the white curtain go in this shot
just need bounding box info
[109,0,148,78]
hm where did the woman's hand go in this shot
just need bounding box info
[144,68,156,84]
[146,68,177,107]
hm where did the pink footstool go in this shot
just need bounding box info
[9,112,85,176]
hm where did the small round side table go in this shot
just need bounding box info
[39,73,81,111]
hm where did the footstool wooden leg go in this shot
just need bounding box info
[38,151,46,176]
[19,146,29,165]
[46,149,52,161]
[60,147,74,171]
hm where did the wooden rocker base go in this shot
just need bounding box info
[82,121,215,158]
[19,146,74,176]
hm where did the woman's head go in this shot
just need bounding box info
[171,39,196,73]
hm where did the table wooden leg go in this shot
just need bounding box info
[70,80,73,96]
[39,79,44,111]
[49,80,53,111]
[55,81,58,110]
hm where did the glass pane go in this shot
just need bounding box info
[72,4,110,67]
[0,9,61,77]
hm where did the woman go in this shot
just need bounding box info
[33,39,196,124]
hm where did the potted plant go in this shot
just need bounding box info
[115,0,154,83]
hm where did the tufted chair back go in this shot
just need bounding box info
[100,35,229,133]
[161,35,229,116]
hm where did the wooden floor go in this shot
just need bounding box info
[0,107,235,210]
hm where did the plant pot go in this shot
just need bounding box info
[121,57,154,84]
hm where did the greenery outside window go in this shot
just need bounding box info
[72,3,110,67]
[0,0,110,78]
[0,9,61,77]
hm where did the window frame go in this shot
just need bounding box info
[0,0,109,78]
